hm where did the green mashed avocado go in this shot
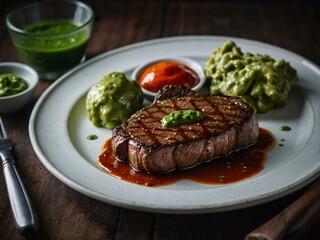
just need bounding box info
[204,40,298,112]
[86,72,143,129]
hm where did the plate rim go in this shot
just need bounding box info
[29,35,320,213]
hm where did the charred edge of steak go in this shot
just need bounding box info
[112,125,129,160]
[154,85,200,102]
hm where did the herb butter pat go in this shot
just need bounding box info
[86,72,143,129]
[161,110,203,128]
[204,40,298,113]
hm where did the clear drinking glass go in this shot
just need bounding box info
[6,1,94,80]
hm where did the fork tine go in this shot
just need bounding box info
[0,116,9,139]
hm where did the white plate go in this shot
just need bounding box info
[29,36,320,213]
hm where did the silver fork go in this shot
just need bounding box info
[0,116,38,235]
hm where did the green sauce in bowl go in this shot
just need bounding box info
[13,20,90,74]
[0,73,28,97]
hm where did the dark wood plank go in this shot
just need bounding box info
[114,209,155,240]
[86,0,165,57]
[163,1,320,62]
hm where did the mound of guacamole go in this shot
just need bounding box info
[204,40,298,113]
[86,72,143,129]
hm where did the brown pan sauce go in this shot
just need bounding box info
[97,128,275,187]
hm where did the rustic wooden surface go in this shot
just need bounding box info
[1,0,320,239]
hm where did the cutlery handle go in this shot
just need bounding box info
[245,178,320,240]
[1,150,38,235]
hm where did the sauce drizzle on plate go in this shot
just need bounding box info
[97,128,275,187]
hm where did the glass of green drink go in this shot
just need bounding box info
[6,1,94,81]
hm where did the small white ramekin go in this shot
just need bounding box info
[0,62,39,113]
[131,57,206,99]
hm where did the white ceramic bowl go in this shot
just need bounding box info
[131,57,206,99]
[0,62,39,113]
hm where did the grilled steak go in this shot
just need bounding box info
[112,86,259,173]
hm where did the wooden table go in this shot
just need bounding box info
[1,0,320,239]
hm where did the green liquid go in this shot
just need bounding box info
[15,20,90,73]
[87,135,98,140]
[279,125,291,131]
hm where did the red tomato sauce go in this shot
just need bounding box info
[97,128,275,187]
[137,61,200,93]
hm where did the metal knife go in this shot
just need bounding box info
[0,116,38,235]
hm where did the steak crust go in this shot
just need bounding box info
[112,86,259,173]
